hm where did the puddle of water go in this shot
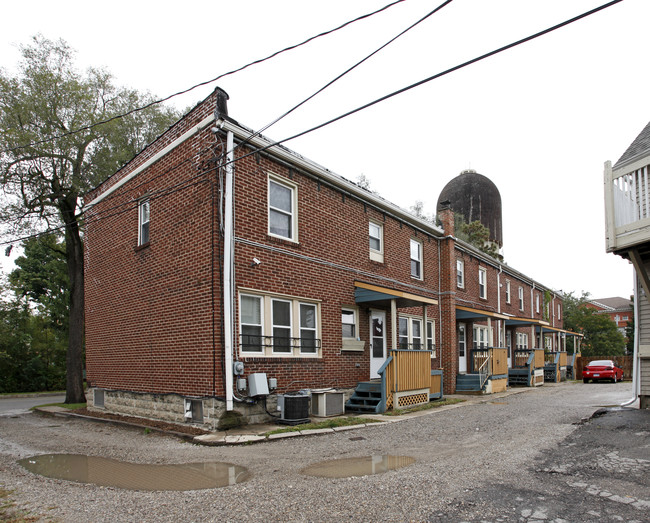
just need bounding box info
[19,454,250,491]
[301,455,415,478]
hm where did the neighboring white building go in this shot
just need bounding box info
[604,121,650,409]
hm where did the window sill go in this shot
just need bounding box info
[135,242,150,252]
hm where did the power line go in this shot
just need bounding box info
[235,0,625,162]
[237,0,454,151]
[1,0,408,155]
[0,0,625,249]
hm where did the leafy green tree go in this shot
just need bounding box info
[625,301,634,355]
[0,36,180,402]
[563,291,626,357]
[457,219,502,261]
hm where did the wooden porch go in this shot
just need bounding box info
[508,349,545,387]
[346,349,442,414]
[456,347,508,393]
[544,351,568,383]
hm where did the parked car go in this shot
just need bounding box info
[582,360,624,383]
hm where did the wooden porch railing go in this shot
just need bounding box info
[544,351,568,382]
[379,349,434,410]
[470,347,509,375]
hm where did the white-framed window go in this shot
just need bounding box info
[240,294,263,352]
[516,332,529,349]
[518,287,524,311]
[239,291,320,357]
[410,239,422,279]
[457,259,464,288]
[544,335,553,350]
[342,308,357,339]
[473,325,491,349]
[622,315,628,321]
[398,315,435,356]
[268,176,297,242]
[479,267,487,299]
[369,221,384,262]
[557,303,561,318]
[505,280,511,304]
[536,294,540,314]
[138,199,150,246]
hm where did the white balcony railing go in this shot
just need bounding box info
[605,159,650,252]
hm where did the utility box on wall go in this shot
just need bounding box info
[248,373,269,396]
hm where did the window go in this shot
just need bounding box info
[138,199,150,245]
[239,292,320,357]
[342,308,357,339]
[516,332,529,349]
[299,303,317,354]
[557,304,561,318]
[240,295,263,352]
[479,267,487,299]
[456,259,464,288]
[268,177,297,241]
[473,325,490,349]
[271,299,292,353]
[369,222,384,262]
[623,315,629,321]
[518,287,524,311]
[398,315,435,356]
[505,281,511,304]
[536,294,540,314]
[410,239,422,279]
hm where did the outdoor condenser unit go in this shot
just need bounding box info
[310,390,345,417]
[277,393,310,425]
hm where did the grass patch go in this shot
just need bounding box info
[31,402,86,411]
[384,397,465,415]
[265,416,379,436]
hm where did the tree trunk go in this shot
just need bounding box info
[62,201,85,404]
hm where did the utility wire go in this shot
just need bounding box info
[237,0,454,151]
[1,0,408,155]
[0,0,625,248]
[233,0,625,162]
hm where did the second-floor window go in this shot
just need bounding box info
[536,294,540,314]
[410,239,422,279]
[457,259,464,288]
[138,199,150,246]
[479,267,487,299]
[268,177,297,241]
[369,221,384,262]
[505,281,511,304]
[518,287,524,311]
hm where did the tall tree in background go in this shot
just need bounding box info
[0,36,180,402]
[563,291,626,357]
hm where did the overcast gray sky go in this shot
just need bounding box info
[2,0,646,300]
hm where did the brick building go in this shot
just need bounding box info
[84,88,570,427]
[586,297,633,336]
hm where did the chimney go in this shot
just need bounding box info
[438,200,455,236]
[215,87,229,119]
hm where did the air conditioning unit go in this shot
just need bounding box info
[277,393,310,425]
[311,390,345,417]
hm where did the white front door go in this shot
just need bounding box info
[370,310,386,378]
[506,331,512,367]
[458,323,467,373]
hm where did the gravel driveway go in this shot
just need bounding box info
[1,381,647,522]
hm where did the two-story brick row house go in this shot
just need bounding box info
[84,88,570,427]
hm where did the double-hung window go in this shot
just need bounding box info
[369,222,384,262]
[473,325,490,349]
[456,259,464,288]
[399,316,435,355]
[479,267,487,299]
[268,177,297,241]
[505,281,511,304]
[516,332,529,349]
[518,287,524,311]
[240,292,320,357]
[410,239,422,279]
[536,294,540,314]
[138,199,150,246]
[342,308,357,339]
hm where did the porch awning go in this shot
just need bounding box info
[535,325,583,337]
[504,316,550,327]
[354,281,438,308]
[456,305,509,321]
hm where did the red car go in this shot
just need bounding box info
[582,360,624,383]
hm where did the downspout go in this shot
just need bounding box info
[621,270,639,407]
[223,128,235,411]
[497,265,502,347]
[530,283,536,347]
